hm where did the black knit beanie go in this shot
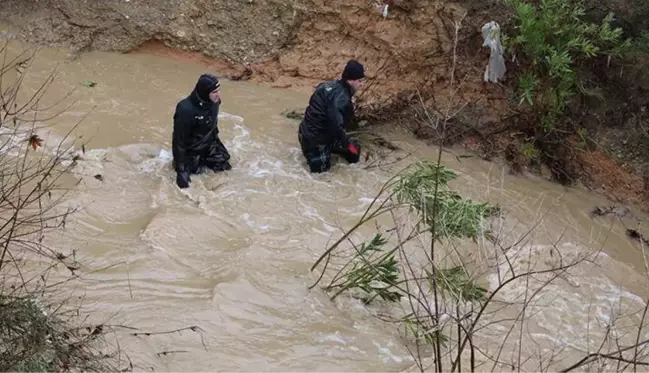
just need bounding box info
[342,60,365,81]
[195,73,221,101]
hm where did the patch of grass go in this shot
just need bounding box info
[0,294,116,372]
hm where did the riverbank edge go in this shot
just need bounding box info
[126,40,647,213]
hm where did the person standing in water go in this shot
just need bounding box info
[172,73,231,189]
[298,59,365,173]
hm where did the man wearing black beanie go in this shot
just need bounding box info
[172,73,232,189]
[298,59,366,173]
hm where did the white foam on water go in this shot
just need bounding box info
[242,213,271,231]
[348,346,365,353]
[226,121,252,154]
[486,242,646,353]
[135,147,172,174]
[219,112,244,122]
[359,197,381,205]
[158,148,172,162]
[316,331,348,345]
[0,128,30,157]
[372,341,414,364]
[0,125,78,162]
[246,158,276,178]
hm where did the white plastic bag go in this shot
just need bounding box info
[481,21,506,83]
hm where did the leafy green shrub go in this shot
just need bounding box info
[634,30,649,54]
[504,0,631,130]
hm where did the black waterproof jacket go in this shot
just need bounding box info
[298,79,354,148]
[172,89,223,173]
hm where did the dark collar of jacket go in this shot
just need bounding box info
[189,89,221,109]
[336,79,353,97]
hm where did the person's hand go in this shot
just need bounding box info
[347,142,359,155]
[176,171,191,189]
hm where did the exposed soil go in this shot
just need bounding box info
[1,0,648,210]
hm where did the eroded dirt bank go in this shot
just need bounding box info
[0,0,476,95]
[2,0,648,209]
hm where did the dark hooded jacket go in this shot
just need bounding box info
[172,88,223,173]
[298,79,354,148]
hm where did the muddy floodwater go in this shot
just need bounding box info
[4,37,649,371]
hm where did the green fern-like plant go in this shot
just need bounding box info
[328,233,402,303]
[429,266,488,302]
[403,316,450,346]
[394,162,500,241]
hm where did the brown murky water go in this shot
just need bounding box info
[3,36,649,371]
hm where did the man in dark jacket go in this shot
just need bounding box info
[172,73,231,189]
[298,60,365,173]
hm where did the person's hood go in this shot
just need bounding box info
[190,88,221,109]
[190,88,213,109]
[190,73,222,108]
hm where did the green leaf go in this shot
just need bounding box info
[428,266,488,302]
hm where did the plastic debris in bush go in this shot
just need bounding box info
[373,1,389,18]
[481,21,506,83]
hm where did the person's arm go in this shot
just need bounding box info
[212,99,221,142]
[327,91,359,155]
[172,105,193,187]
[326,90,351,147]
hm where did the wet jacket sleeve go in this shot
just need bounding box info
[212,100,221,142]
[326,90,350,146]
[172,105,193,172]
